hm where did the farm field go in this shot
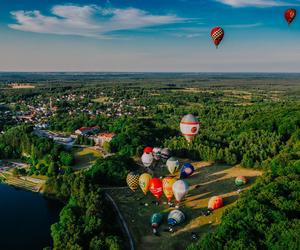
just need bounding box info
[109,161,262,250]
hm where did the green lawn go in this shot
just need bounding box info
[72,147,102,170]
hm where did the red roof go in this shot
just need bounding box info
[97,132,115,138]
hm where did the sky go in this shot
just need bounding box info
[1,0,300,72]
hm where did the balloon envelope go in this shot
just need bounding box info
[235,176,247,186]
[149,178,163,200]
[141,152,154,167]
[150,213,163,229]
[180,163,195,179]
[285,8,296,25]
[172,180,189,202]
[162,177,176,202]
[144,146,153,154]
[161,148,171,161]
[211,27,224,48]
[152,147,162,160]
[139,173,152,194]
[167,209,185,226]
[126,172,140,192]
[180,114,200,142]
[208,196,223,210]
[166,157,180,175]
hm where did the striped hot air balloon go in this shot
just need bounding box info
[161,148,171,162]
[210,26,224,48]
[166,157,180,175]
[180,114,200,142]
[235,176,248,186]
[126,172,140,192]
[139,173,152,195]
[208,196,223,210]
[167,209,185,226]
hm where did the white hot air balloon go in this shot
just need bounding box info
[172,180,189,203]
[180,114,200,142]
[167,209,185,226]
[152,147,162,161]
[141,152,154,167]
[166,157,180,175]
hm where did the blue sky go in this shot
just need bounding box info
[1,0,300,72]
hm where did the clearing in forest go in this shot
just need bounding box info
[109,161,262,250]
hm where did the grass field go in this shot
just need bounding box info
[72,147,102,170]
[108,161,262,250]
[92,96,110,103]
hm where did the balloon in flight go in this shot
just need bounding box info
[162,177,176,202]
[210,26,224,48]
[172,180,189,203]
[180,114,200,142]
[149,178,163,200]
[208,196,223,210]
[139,173,152,194]
[180,163,195,179]
[167,209,185,226]
[141,152,154,167]
[166,157,180,175]
[126,172,140,192]
[285,8,296,25]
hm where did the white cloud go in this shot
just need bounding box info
[9,4,187,38]
[215,0,299,7]
[225,23,262,28]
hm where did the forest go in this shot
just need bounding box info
[0,73,299,250]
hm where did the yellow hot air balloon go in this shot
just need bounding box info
[139,173,152,195]
[162,177,176,202]
[126,172,140,192]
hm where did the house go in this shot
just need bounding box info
[75,126,100,136]
[94,132,115,146]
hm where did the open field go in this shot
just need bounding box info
[92,96,110,103]
[72,147,102,170]
[109,161,262,250]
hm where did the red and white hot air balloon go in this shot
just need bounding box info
[180,114,200,142]
[285,8,297,26]
[210,26,224,48]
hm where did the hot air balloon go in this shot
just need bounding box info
[167,209,185,226]
[139,173,152,195]
[235,176,248,186]
[180,163,195,179]
[153,147,162,160]
[172,180,189,204]
[285,8,296,25]
[126,172,140,192]
[163,177,176,202]
[144,146,153,154]
[161,148,171,162]
[150,213,163,234]
[149,178,163,201]
[211,27,224,48]
[180,114,200,142]
[166,157,180,175]
[141,152,154,167]
[208,196,223,210]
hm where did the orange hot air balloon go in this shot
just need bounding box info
[208,196,223,210]
[149,178,163,200]
[285,8,296,25]
[162,177,176,202]
[211,27,224,48]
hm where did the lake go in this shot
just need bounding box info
[0,184,62,250]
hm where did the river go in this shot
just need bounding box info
[0,184,62,250]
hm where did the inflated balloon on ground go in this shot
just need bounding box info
[141,152,154,167]
[166,157,180,175]
[161,148,171,162]
[139,173,152,194]
[208,196,223,210]
[149,178,163,200]
[162,177,176,202]
[180,163,195,179]
[172,180,189,203]
[126,172,140,192]
[167,209,185,226]
[235,176,247,186]
[144,146,153,154]
[152,147,162,160]
[150,213,163,234]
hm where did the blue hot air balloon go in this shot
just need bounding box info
[180,163,195,179]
